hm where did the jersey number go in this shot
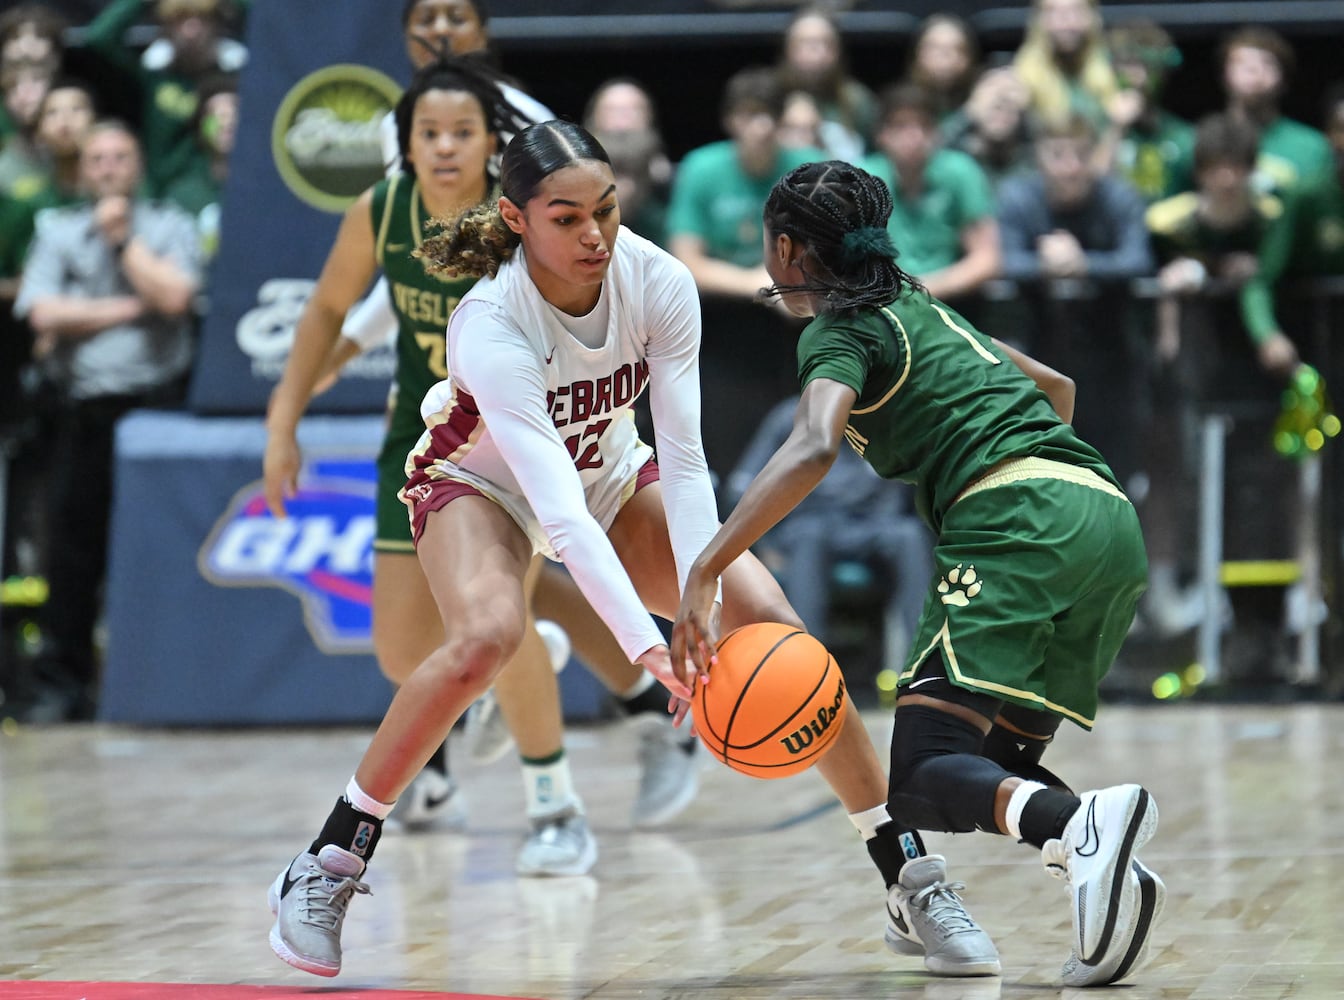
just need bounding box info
[563,419,610,471]
[414,333,449,378]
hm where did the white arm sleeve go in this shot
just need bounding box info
[452,304,666,661]
[340,276,398,352]
[643,255,723,600]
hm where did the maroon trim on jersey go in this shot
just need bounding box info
[634,456,660,491]
[404,476,487,546]
[420,388,483,466]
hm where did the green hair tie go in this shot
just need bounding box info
[839,226,896,267]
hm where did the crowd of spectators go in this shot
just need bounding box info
[1,0,240,720]
[2,0,1343,719]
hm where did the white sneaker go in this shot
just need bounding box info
[1043,784,1158,968]
[516,804,598,877]
[385,768,467,831]
[268,845,371,977]
[1061,858,1165,986]
[464,621,569,765]
[630,713,701,828]
[885,855,1001,977]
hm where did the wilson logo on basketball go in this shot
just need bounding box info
[778,679,846,756]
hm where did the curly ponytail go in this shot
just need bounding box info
[418,198,519,279]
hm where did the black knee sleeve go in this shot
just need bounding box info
[888,705,1011,834]
[981,706,1074,793]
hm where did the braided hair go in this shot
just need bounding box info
[761,160,922,314]
[420,120,612,279]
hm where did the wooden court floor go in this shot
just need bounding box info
[2,702,1342,999]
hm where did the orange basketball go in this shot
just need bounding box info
[693,622,848,779]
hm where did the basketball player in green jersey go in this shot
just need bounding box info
[265,60,606,874]
[673,160,1165,987]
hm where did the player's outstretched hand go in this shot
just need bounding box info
[635,644,693,705]
[262,432,301,519]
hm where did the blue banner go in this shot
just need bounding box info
[198,455,379,654]
[189,0,408,415]
[101,411,608,725]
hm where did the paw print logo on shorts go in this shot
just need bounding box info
[938,564,982,607]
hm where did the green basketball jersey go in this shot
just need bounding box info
[370,173,479,413]
[796,292,1116,532]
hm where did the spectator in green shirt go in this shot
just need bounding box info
[1141,112,1284,637]
[1220,25,1333,199]
[860,83,1000,306]
[162,71,236,260]
[79,0,248,199]
[1100,20,1194,204]
[666,66,822,476]
[0,78,94,293]
[1240,84,1344,379]
[667,66,820,300]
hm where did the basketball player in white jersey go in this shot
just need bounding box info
[293,0,702,843]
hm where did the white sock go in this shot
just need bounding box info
[848,803,892,841]
[522,753,580,818]
[619,670,656,700]
[1004,780,1048,841]
[346,776,393,820]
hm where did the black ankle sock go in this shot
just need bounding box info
[867,822,927,887]
[310,796,383,864]
[620,682,670,717]
[1018,788,1080,848]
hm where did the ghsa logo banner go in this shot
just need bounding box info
[198,457,377,654]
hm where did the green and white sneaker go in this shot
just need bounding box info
[516,804,598,877]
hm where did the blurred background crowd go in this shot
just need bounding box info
[2,0,1343,723]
